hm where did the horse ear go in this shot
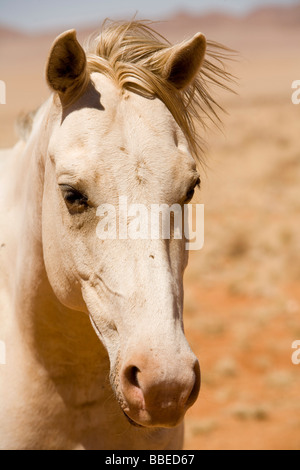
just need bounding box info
[163,33,207,90]
[46,29,89,106]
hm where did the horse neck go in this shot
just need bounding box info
[12,99,109,396]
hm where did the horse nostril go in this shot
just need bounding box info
[124,365,141,389]
[121,364,145,411]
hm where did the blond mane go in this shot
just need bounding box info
[85,20,235,160]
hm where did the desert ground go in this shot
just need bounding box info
[0,4,300,450]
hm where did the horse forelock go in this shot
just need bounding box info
[84,20,236,163]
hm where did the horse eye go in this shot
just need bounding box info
[59,185,89,214]
[186,188,195,202]
[185,177,201,202]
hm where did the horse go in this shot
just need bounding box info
[0,20,231,450]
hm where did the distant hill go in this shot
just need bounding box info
[154,4,300,49]
[0,3,300,50]
[0,25,28,40]
[168,4,300,29]
[1,3,299,40]
[246,4,300,28]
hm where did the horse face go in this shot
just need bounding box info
[42,29,205,428]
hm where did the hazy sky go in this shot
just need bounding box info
[0,0,299,32]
